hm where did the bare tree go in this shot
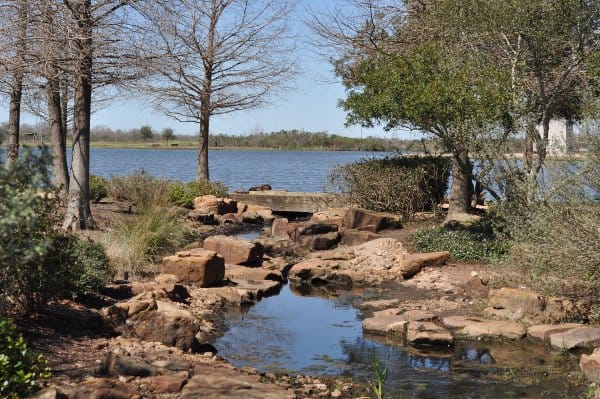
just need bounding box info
[137,0,297,180]
[0,0,29,166]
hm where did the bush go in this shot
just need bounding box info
[0,317,50,398]
[101,206,190,275]
[411,219,510,262]
[169,179,228,208]
[89,174,109,203]
[0,149,111,312]
[328,155,450,219]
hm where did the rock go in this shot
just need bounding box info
[362,315,409,335]
[130,301,201,351]
[288,259,353,288]
[69,378,139,399]
[465,274,489,299]
[550,327,600,350]
[395,251,450,279]
[345,208,402,232]
[141,375,188,393]
[249,183,272,191]
[460,320,526,340]
[194,195,237,215]
[242,213,263,224]
[203,235,264,265]
[298,223,339,236]
[102,352,157,377]
[182,364,295,399]
[27,388,61,399]
[155,273,180,285]
[220,213,240,224]
[340,229,380,246]
[359,299,401,310]
[406,322,454,346]
[487,288,544,321]
[299,232,341,251]
[580,347,600,382]
[187,211,217,224]
[229,279,283,300]
[401,310,437,321]
[152,358,192,371]
[225,264,284,282]
[271,218,291,240]
[162,249,225,287]
[527,323,584,341]
[441,315,486,329]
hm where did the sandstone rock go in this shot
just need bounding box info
[299,232,341,251]
[102,352,157,377]
[487,288,544,321]
[345,208,402,232]
[401,310,437,321]
[527,323,584,341]
[194,195,237,215]
[460,320,526,340]
[241,213,263,224]
[271,218,290,240]
[550,327,600,350]
[69,378,139,399]
[441,315,486,329]
[130,301,201,351]
[406,322,453,346]
[225,264,284,282]
[288,259,353,288]
[298,223,339,236]
[203,235,264,265]
[155,273,180,285]
[465,274,489,299]
[152,358,192,371]
[359,299,401,310]
[395,251,450,279]
[580,347,600,382]
[181,364,295,399]
[229,279,283,300]
[162,249,225,287]
[362,315,409,335]
[340,229,380,246]
[249,183,272,191]
[220,213,240,224]
[141,375,187,393]
[187,211,217,224]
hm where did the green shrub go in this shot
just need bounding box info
[101,206,190,275]
[0,149,111,312]
[0,317,50,398]
[89,174,109,203]
[169,179,228,208]
[328,155,450,219]
[411,219,510,262]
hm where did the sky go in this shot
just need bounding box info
[0,0,415,140]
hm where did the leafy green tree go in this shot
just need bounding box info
[161,127,175,145]
[139,125,153,141]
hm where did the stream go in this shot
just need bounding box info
[216,284,584,399]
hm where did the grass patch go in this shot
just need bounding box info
[411,219,510,262]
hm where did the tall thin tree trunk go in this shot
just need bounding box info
[197,106,210,180]
[445,147,473,223]
[47,77,69,193]
[5,0,28,167]
[63,1,94,230]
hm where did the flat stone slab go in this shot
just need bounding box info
[527,323,584,341]
[460,320,526,340]
[406,322,453,346]
[229,191,343,213]
[442,315,486,329]
[362,315,408,335]
[229,279,282,300]
[225,265,283,282]
[550,327,600,350]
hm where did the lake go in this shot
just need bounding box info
[88,148,390,192]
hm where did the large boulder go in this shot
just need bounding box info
[345,208,402,232]
[395,252,450,279]
[162,249,225,287]
[203,235,264,265]
[102,352,157,377]
[550,327,600,350]
[194,195,237,215]
[580,347,600,382]
[340,229,380,246]
[527,323,584,342]
[485,287,576,323]
[288,259,353,288]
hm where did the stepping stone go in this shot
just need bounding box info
[362,315,408,335]
[407,322,453,346]
[550,327,600,350]
[460,320,526,340]
[527,323,584,341]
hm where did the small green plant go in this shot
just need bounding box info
[368,356,389,399]
[89,174,109,203]
[169,179,229,208]
[411,219,510,262]
[0,317,51,398]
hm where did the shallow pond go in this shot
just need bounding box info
[216,285,584,399]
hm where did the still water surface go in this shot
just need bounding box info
[89,149,388,192]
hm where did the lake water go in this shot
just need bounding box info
[88,149,389,192]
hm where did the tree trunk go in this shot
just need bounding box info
[197,103,210,180]
[47,77,69,194]
[5,0,28,167]
[445,147,473,223]
[63,1,94,230]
